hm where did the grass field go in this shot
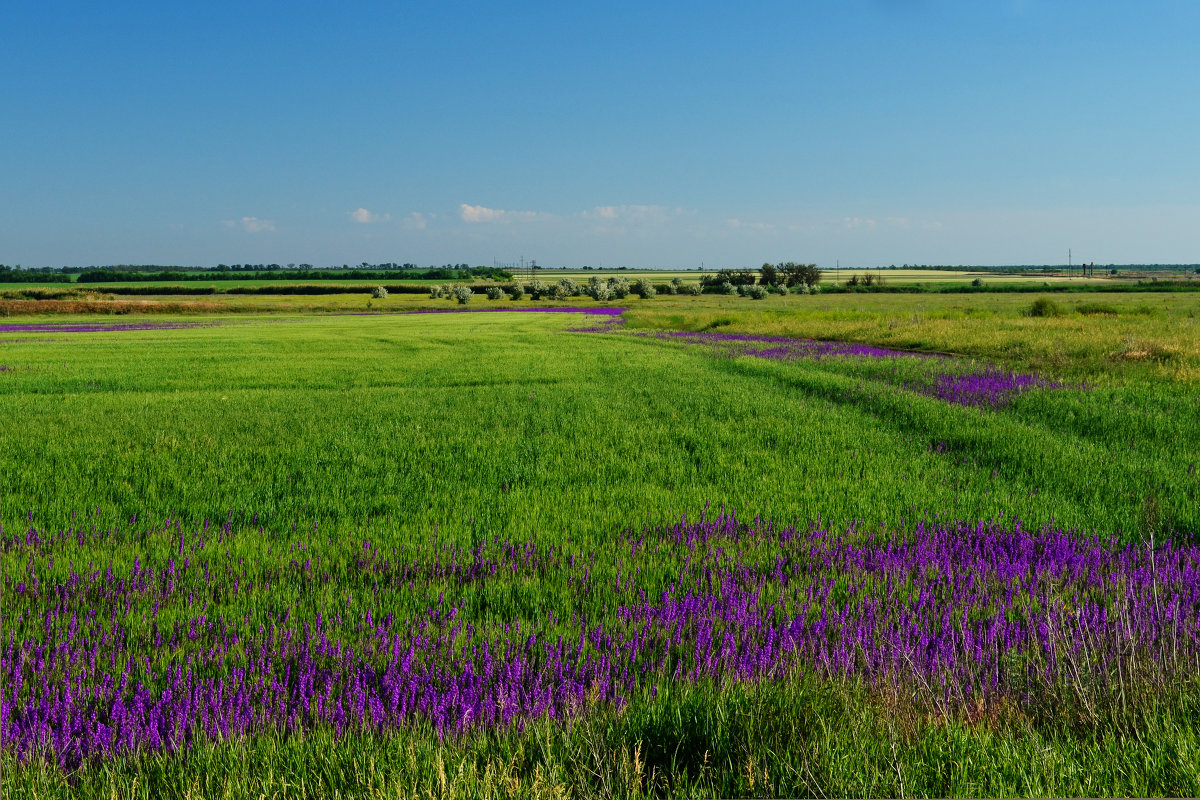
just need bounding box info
[2,297,1198,797]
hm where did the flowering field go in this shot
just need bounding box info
[2,307,1198,797]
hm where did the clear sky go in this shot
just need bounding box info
[3,0,1197,268]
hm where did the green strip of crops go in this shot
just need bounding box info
[2,311,1195,539]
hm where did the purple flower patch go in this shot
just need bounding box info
[932,368,1055,408]
[0,321,213,334]
[402,306,625,317]
[2,509,1196,768]
[627,330,1068,408]
[644,330,933,360]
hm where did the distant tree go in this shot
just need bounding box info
[759,263,779,286]
[779,262,821,288]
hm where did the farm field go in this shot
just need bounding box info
[2,297,1199,798]
[9,265,1190,296]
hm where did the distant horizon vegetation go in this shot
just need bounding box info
[2,260,1198,285]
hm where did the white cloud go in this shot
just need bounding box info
[221,217,275,233]
[842,217,877,230]
[725,218,774,232]
[403,212,428,230]
[580,204,679,224]
[349,208,390,224]
[460,204,542,223]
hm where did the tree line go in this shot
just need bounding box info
[699,263,822,290]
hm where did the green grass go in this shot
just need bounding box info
[8,677,1197,799]
[2,311,1195,537]
[2,304,1197,796]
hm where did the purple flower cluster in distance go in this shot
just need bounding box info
[646,331,924,361]
[3,510,1196,769]
[403,307,625,317]
[932,368,1055,408]
[0,321,213,334]
[632,331,1065,408]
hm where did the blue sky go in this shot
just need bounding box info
[3,0,1197,268]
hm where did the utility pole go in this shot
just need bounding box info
[1069,249,1072,279]
[836,259,840,285]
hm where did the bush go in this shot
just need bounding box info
[529,281,549,300]
[557,278,578,297]
[686,283,702,296]
[508,284,525,301]
[971,278,984,288]
[775,283,789,296]
[1026,297,1064,317]
[746,284,769,300]
[439,284,454,299]
[671,277,684,290]
[452,285,473,305]
[428,286,442,299]
[716,281,736,295]
[632,279,656,299]
[485,286,505,300]
[609,278,631,299]
[371,286,388,299]
[585,277,612,301]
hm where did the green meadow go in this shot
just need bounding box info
[2,293,1198,798]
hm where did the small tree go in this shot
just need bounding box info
[759,262,779,286]
[371,286,388,299]
[508,284,525,300]
[452,285,473,305]
[585,277,612,301]
[608,278,631,299]
[632,279,656,299]
[486,286,505,300]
